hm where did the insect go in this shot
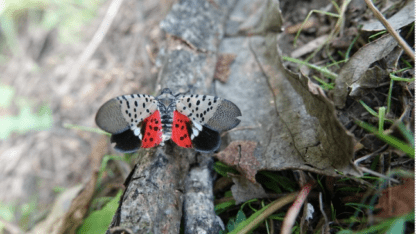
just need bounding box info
[95,88,241,153]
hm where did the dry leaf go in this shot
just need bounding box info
[349,66,389,97]
[215,34,360,177]
[214,53,236,83]
[253,35,360,175]
[216,141,259,183]
[333,34,398,108]
[230,174,267,205]
[375,178,415,218]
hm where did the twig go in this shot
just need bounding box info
[354,144,389,165]
[58,0,125,94]
[363,0,414,61]
[318,192,329,234]
[354,144,400,183]
[281,182,314,234]
[359,166,400,183]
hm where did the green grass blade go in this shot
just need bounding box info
[359,100,378,117]
[282,56,338,79]
[378,107,385,133]
[355,120,414,157]
[387,79,394,114]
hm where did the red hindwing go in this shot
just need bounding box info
[141,110,163,148]
[171,111,192,148]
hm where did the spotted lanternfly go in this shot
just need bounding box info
[95,88,241,153]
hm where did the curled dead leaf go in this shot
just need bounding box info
[216,141,260,183]
[333,34,398,108]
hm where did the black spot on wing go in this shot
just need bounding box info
[110,129,141,153]
[191,125,221,153]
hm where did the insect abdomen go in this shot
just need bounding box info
[158,102,175,142]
